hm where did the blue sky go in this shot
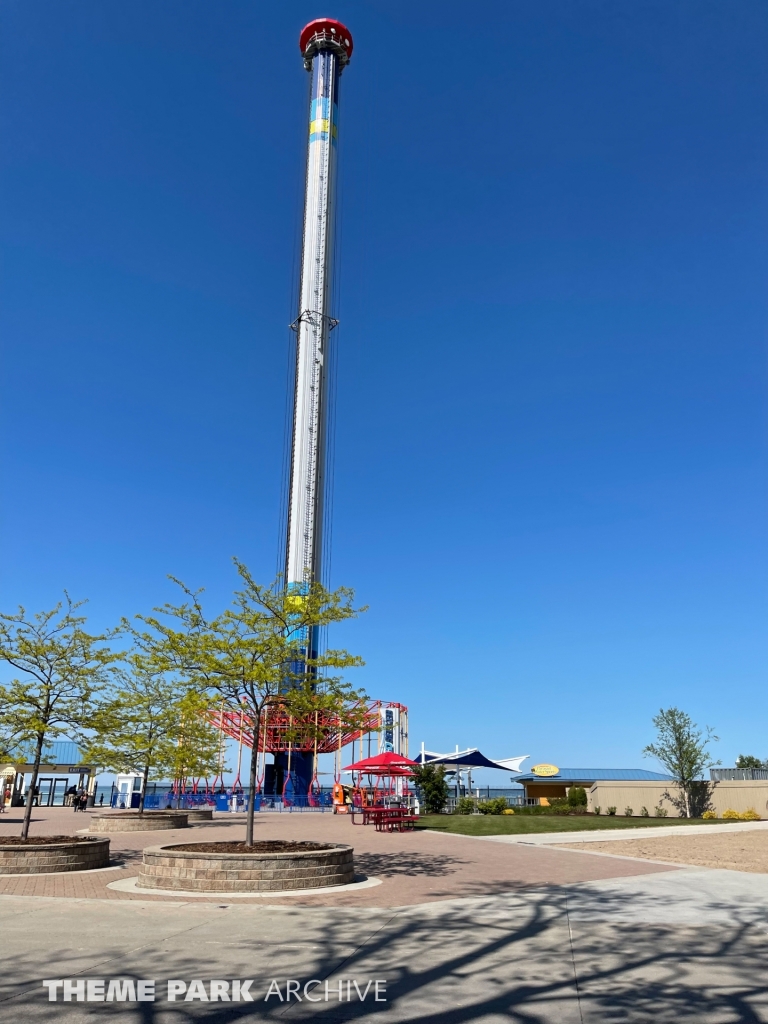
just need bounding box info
[1,1,766,782]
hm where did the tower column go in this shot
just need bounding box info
[285,19,353,660]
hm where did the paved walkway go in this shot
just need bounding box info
[468,819,768,845]
[2,811,768,1020]
[1,865,767,1022]
[0,808,675,906]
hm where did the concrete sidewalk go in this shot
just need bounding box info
[467,818,768,845]
[1,865,767,1022]
[2,809,767,1020]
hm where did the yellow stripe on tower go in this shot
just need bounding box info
[309,119,338,139]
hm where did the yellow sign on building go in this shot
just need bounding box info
[531,763,560,777]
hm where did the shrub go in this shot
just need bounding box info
[701,810,718,820]
[593,806,601,816]
[640,806,649,817]
[541,796,585,816]
[453,797,475,815]
[740,808,761,821]
[568,786,588,808]
[607,806,617,816]
[722,808,741,820]
[548,798,572,815]
[624,806,634,817]
[654,806,668,818]
[477,797,508,815]
[502,807,515,815]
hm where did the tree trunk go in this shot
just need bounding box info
[139,763,150,814]
[245,711,261,847]
[21,732,46,840]
[683,786,691,819]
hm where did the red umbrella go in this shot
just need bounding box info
[342,751,418,774]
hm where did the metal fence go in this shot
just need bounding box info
[710,768,768,781]
[461,787,527,800]
[443,793,535,814]
[104,783,531,814]
[106,783,336,812]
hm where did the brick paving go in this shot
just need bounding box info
[0,806,677,907]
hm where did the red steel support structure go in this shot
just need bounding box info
[211,701,408,756]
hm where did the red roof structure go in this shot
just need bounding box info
[343,751,418,775]
[210,700,406,755]
[299,19,353,61]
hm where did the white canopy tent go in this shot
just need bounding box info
[415,746,530,794]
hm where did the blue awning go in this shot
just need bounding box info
[414,748,514,771]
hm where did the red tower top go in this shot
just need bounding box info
[299,18,353,67]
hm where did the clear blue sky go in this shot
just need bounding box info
[1,1,766,780]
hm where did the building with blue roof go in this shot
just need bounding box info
[2,738,93,808]
[516,767,672,805]
[516,765,768,818]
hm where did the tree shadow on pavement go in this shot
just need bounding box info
[354,851,469,878]
[1,879,767,1022]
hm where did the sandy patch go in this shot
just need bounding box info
[557,829,768,873]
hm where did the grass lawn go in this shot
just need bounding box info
[416,814,728,836]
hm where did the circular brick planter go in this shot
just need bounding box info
[182,809,214,822]
[138,841,355,893]
[0,837,110,875]
[89,811,189,833]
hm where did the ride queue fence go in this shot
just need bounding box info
[108,783,336,812]
[105,783,530,813]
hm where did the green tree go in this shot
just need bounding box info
[84,663,222,813]
[0,724,20,762]
[128,560,368,845]
[0,596,117,837]
[166,691,225,797]
[411,763,449,814]
[735,754,765,770]
[643,707,720,818]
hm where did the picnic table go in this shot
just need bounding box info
[349,806,418,832]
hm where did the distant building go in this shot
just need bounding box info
[3,739,93,807]
[516,768,671,805]
[517,766,768,818]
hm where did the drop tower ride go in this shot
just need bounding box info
[275,18,353,794]
[285,20,353,646]
[208,24,408,799]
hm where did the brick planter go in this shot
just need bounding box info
[90,811,189,833]
[183,809,214,822]
[138,842,355,892]
[0,838,110,875]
